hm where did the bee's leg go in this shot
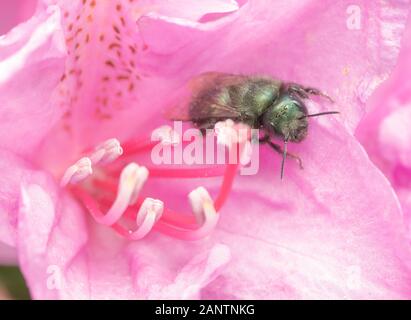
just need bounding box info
[195,120,217,136]
[268,142,304,170]
[304,87,334,103]
[287,83,334,103]
[259,136,304,170]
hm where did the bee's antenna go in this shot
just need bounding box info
[280,139,288,180]
[299,111,339,119]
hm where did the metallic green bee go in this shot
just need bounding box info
[169,72,338,178]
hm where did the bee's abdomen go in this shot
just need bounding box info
[188,76,281,130]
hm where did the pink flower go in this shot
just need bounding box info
[0,242,17,266]
[0,0,37,35]
[357,17,411,235]
[1,0,411,299]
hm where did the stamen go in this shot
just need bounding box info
[213,120,248,210]
[61,138,123,188]
[128,164,149,205]
[214,120,252,169]
[108,121,245,236]
[136,198,163,226]
[112,198,163,240]
[152,125,180,146]
[122,139,158,156]
[130,198,163,240]
[145,166,226,178]
[70,123,248,241]
[96,155,237,228]
[122,125,180,156]
[90,138,123,165]
[60,157,92,187]
[189,187,212,225]
[154,187,219,241]
[74,162,148,226]
[214,119,237,146]
[239,140,253,166]
[214,162,238,211]
[214,120,250,147]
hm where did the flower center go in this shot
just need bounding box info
[62,122,250,241]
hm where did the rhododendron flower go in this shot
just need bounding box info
[0,0,37,35]
[357,17,411,236]
[1,0,411,300]
[0,242,17,266]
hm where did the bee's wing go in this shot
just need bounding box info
[164,72,245,121]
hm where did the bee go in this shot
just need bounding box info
[168,72,338,178]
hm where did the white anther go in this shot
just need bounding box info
[214,120,249,147]
[152,187,219,241]
[128,166,149,205]
[60,157,92,187]
[188,187,217,226]
[136,198,164,227]
[128,198,163,240]
[152,125,181,145]
[90,138,123,165]
[98,162,149,226]
[214,119,235,146]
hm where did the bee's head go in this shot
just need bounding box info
[262,94,308,142]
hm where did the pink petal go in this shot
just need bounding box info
[17,180,231,299]
[379,106,411,168]
[0,0,37,35]
[37,0,409,158]
[138,0,239,21]
[17,178,89,299]
[0,149,39,246]
[162,244,231,299]
[35,0,240,153]
[200,117,411,299]
[136,109,411,299]
[11,0,411,300]
[127,243,231,299]
[356,18,411,231]
[18,118,411,299]
[0,6,66,157]
[0,242,17,265]
[137,0,409,132]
